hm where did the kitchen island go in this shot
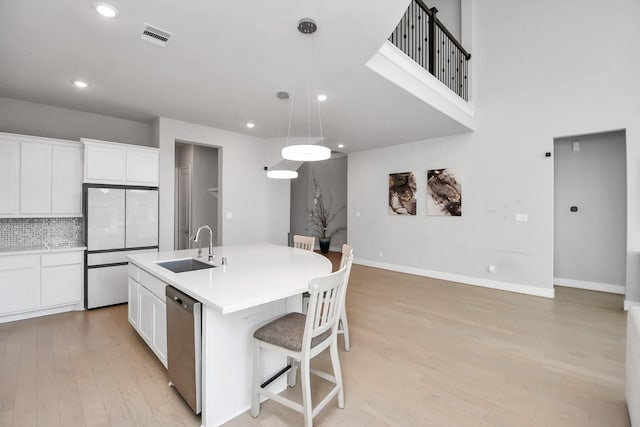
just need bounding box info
[127,243,332,426]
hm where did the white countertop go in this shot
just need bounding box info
[128,243,332,314]
[0,244,86,256]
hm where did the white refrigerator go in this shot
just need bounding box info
[85,186,159,309]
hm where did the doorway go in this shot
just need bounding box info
[553,130,627,295]
[174,142,220,250]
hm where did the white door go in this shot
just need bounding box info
[152,297,167,366]
[126,149,159,185]
[41,264,82,307]
[177,167,192,250]
[128,278,139,328]
[87,188,125,251]
[138,284,154,345]
[0,138,19,215]
[52,145,83,214]
[84,143,125,184]
[126,189,158,248]
[20,142,52,214]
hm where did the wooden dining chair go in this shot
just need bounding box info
[293,235,315,251]
[295,235,315,312]
[337,244,353,351]
[251,254,353,427]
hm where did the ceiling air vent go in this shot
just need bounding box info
[140,23,174,47]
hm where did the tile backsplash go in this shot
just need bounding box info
[0,218,83,249]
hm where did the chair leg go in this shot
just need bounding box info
[340,308,350,352]
[251,341,261,417]
[287,357,298,387]
[300,357,313,427]
[330,339,344,409]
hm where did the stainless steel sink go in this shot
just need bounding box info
[157,258,216,273]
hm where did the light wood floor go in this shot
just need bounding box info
[0,266,630,426]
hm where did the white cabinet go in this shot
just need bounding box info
[83,140,126,183]
[126,149,159,185]
[0,136,20,215]
[0,250,84,323]
[0,255,40,315]
[138,284,155,344]
[20,142,53,214]
[152,296,167,363]
[52,144,83,214]
[0,132,83,218]
[127,263,167,367]
[128,278,139,328]
[83,139,159,186]
[41,251,83,308]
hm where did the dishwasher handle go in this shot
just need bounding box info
[166,286,199,313]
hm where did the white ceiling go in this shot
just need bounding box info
[0,0,470,152]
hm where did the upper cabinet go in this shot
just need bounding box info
[51,144,83,214]
[20,142,52,214]
[0,133,83,218]
[0,136,20,215]
[82,139,159,186]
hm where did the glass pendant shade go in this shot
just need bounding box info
[267,169,298,179]
[281,144,331,161]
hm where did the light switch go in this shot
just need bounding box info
[355,211,361,217]
[515,213,528,222]
[226,212,233,219]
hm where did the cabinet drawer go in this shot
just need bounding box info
[41,251,84,267]
[0,255,40,270]
[138,269,167,301]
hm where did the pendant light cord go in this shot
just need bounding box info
[286,70,297,147]
[311,35,324,146]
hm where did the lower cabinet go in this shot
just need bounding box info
[0,250,84,323]
[128,265,167,368]
[41,263,83,307]
[0,256,40,315]
[128,278,139,328]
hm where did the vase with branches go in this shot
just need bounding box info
[309,176,345,253]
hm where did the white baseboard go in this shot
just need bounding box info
[354,258,555,299]
[0,303,79,324]
[625,300,640,311]
[554,277,625,295]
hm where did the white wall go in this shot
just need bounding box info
[553,131,626,290]
[431,0,461,40]
[0,96,151,146]
[290,157,348,251]
[349,0,640,303]
[156,117,290,251]
[191,145,219,243]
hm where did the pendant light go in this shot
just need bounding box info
[281,18,331,162]
[267,169,298,179]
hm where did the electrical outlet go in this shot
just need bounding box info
[378,251,383,258]
[488,265,496,273]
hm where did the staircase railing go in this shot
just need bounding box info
[389,0,471,101]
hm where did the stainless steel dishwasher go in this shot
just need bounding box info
[166,286,202,414]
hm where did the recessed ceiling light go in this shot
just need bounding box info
[95,2,119,18]
[246,122,255,129]
[338,144,344,148]
[73,80,89,88]
[317,94,328,102]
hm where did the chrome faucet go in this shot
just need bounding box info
[193,225,214,262]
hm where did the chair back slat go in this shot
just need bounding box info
[293,235,315,252]
[303,254,353,349]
